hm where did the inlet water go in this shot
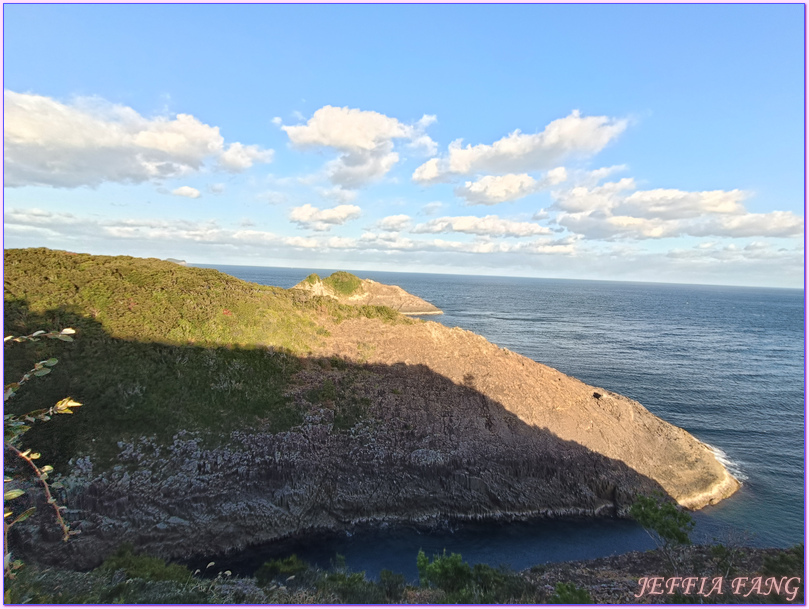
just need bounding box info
[199,265,805,578]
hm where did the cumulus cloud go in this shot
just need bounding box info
[412,215,552,238]
[455,167,567,205]
[3,207,570,258]
[550,179,803,240]
[615,188,747,220]
[3,91,273,188]
[289,203,362,231]
[171,186,201,199]
[412,110,627,183]
[282,105,437,188]
[376,214,412,232]
[218,142,274,172]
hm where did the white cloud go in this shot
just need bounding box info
[317,186,358,204]
[420,201,443,216]
[668,240,803,262]
[325,149,400,189]
[376,214,412,232]
[455,167,567,205]
[412,110,627,183]
[281,105,437,188]
[218,142,274,172]
[551,180,802,240]
[551,178,637,213]
[616,188,747,220]
[171,186,201,199]
[289,203,362,231]
[3,91,273,188]
[271,117,283,126]
[691,211,804,238]
[208,183,226,194]
[456,173,538,205]
[412,215,552,238]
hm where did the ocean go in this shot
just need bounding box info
[198,264,805,580]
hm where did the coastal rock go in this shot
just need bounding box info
[313,318,740,510]
[292,272,442,315]
[4,253,738,570]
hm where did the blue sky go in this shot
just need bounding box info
[3,4,804,287]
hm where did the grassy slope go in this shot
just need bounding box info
[3,248,405,466]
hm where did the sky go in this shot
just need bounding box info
[2,3,805,288]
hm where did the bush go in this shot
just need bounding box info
[549,581,592,603]
[379,569,406,602]
[97,543,192,583]
[255,554,309,587]
[316,570,386,603]
[322,271,363,296]
[417,549,473,593]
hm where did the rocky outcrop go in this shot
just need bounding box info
[312,318,740,510]
[19,313,739,571]
[292,273,442,315]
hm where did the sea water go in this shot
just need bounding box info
[198,265,805,580]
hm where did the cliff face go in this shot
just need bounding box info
[4,253,738,570]
[292,272,442,315]
[312,318,740,510]
[24,313,738,571]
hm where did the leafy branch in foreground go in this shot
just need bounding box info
[630,493,694,573]
[4,328,82,579]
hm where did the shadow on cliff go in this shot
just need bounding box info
[4,299,669,567]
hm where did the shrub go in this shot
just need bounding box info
[379,569,406,602]
[97,543,192,583]
[316,570,386,603]
[322,272,362,296]
[416,549,473,593]
[549,582,592,603]
[255,554,309,587]
[630,493,694,572]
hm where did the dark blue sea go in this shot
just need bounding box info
[198,264,805,581]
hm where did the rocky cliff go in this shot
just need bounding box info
[4,252,738,571]
[25,315,737,571]
[292,272,442,315]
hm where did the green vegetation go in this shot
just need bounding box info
[306,374,372,431]
[98,544,192,583]
[6,544,803,605]
[630,493,694,571]
[416,549,534,603]
[322,271,362,296]
[4,328,86,584]
[255,554,309,587]
[549,582,593,603]
[3,249,406,468]
[303,273,320,285]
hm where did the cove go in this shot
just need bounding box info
[193,517,656,582]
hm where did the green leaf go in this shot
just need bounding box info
[33,368,52,377]
[43,358,59,367]
[32,330,46,337]
[4,489,25,501]
[56,335,74,342]
[41,465,53,474]
[13,507,35,524]
[29,453,41,460]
